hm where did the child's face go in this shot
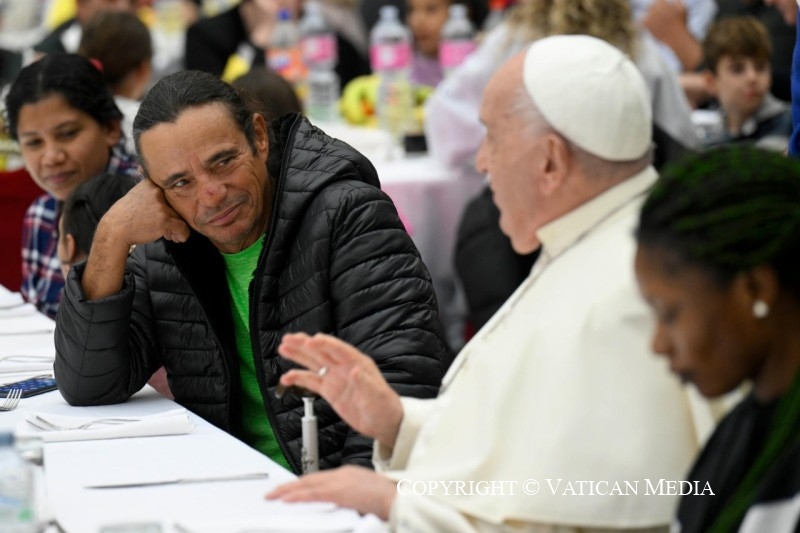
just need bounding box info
[407,0,450,58]
[711,56,771,120]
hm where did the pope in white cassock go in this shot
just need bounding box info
[267,35,718,533]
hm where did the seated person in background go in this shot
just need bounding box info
[714,0,796,103]
[700,16,792,151]
[406,0,483,87]
[454,186,539,337]
[184,0,370,87]
[56,173,138,279]
[57,172,173,398]
[267,35,714,532]
[232,66,302,120]
[4,54,139,318]
[673,0,797,109]
[635,146,800,532]
[34,0,136,55]
[407,0,451,87]
[425,0,700,170]
[54,70,447,473]
[77,11,153,155]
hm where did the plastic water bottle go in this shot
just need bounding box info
[439,4,476,77]
[0,432,35,532]
[481,0,506,34]
[300,0,340,121]
[268,9,305,86]
[370,5,413,140]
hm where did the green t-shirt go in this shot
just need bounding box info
[221,236,291,470]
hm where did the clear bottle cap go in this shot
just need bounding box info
[449,4,468,18]
[379,5,399,19]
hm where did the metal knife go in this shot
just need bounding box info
[86,472,270,489]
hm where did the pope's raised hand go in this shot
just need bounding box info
[278,333,404,450]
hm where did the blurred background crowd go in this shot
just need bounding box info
[0,0,797,350]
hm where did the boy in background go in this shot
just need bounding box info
[702,16,792,151]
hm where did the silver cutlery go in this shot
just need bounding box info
[0,389,21,411]
[0,355,54,362]
[86,472,270,489]
[28,416,141,432]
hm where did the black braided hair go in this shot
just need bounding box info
[636,146,800,295]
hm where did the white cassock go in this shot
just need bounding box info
[373,167,720,533]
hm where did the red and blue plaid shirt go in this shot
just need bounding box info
[21,143,139,318]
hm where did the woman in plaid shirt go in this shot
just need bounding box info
[4,54,138,317]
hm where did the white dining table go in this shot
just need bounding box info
[0,286,378,533]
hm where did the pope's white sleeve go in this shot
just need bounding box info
[373,397,439,472]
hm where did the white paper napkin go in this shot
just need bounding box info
[0,364,54,376]
[0,354,54,375]
[0,314,55,335]
[0,291,24,309]
[0,303,39,318]
[16,408,194,442]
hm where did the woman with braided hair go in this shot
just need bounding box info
[635,146,800,533]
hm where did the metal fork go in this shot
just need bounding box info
[0,389,21,411]
[30,415,140,431]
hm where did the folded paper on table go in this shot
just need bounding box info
[17,408,194,442]
[0,304,38,318]
[0,362,53,374]
[0,291,24,309]
[0,333,56,356]
[0,314,55,335]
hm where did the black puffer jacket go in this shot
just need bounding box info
[55,114,447,473]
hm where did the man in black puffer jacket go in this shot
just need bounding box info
[54,70,447,474]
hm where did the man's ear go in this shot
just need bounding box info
[252,112,269,159]
[539,133,570,196]
[104,118,123,149]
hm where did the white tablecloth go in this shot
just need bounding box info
[0,286,377,533]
